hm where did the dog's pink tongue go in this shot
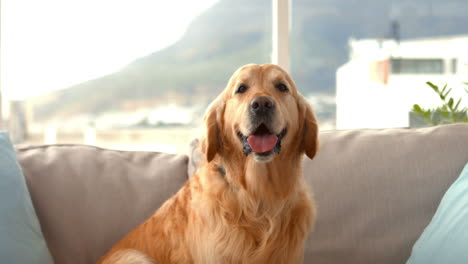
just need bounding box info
[247,135,278,153]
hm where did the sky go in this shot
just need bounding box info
[1,0,219,100]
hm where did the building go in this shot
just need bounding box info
[336,35,468,129]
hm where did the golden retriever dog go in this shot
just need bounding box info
[98,63,319,264]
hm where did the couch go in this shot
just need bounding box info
[14,123,468,263]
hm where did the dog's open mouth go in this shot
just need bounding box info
[238,124,287,156]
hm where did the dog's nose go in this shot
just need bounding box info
[250,96,275,115]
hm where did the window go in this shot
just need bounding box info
[292,0,468,130]
[391,58,444,74]
[1,0,272,152]
[2,0,467,147]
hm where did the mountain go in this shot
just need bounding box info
[32,0,468,122]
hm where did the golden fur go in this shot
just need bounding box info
[98,64,319,264]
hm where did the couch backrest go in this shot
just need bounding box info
[302,124,468,263]
[17,145,188,264]
[17,124,468,264]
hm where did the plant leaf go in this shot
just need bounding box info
[454,98,462,111]
[426,82,439,92]
[441,84,448,95]
[413,104,423,113]
[443,88,452,98]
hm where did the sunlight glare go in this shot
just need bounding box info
[1,0,219,99]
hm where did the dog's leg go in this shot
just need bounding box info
[100,249,155,264]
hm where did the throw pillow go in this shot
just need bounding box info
[0,132,53,263]
[406,162,468,264]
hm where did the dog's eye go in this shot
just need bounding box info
[276,83,289,93]
[236,84,248,94]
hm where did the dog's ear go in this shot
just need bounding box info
[299,95,319,159]
[201,96,225,162]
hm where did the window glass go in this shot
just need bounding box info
[391,58,444,74]
[1,0,272,152]
[291,0,468,130]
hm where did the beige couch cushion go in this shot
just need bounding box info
[17,145,188,264]
[303,124,468,264]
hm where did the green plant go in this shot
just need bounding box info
[411,81,468,125]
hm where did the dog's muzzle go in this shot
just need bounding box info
[237,96,286,157]
[238,126,287,157]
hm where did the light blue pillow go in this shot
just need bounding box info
[407,162,468,264]
[0,132,53,263]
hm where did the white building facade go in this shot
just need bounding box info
[336,35,468,129]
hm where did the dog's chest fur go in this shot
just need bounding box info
[185,162,314,264]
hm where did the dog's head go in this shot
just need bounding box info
[202,64,318,163]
